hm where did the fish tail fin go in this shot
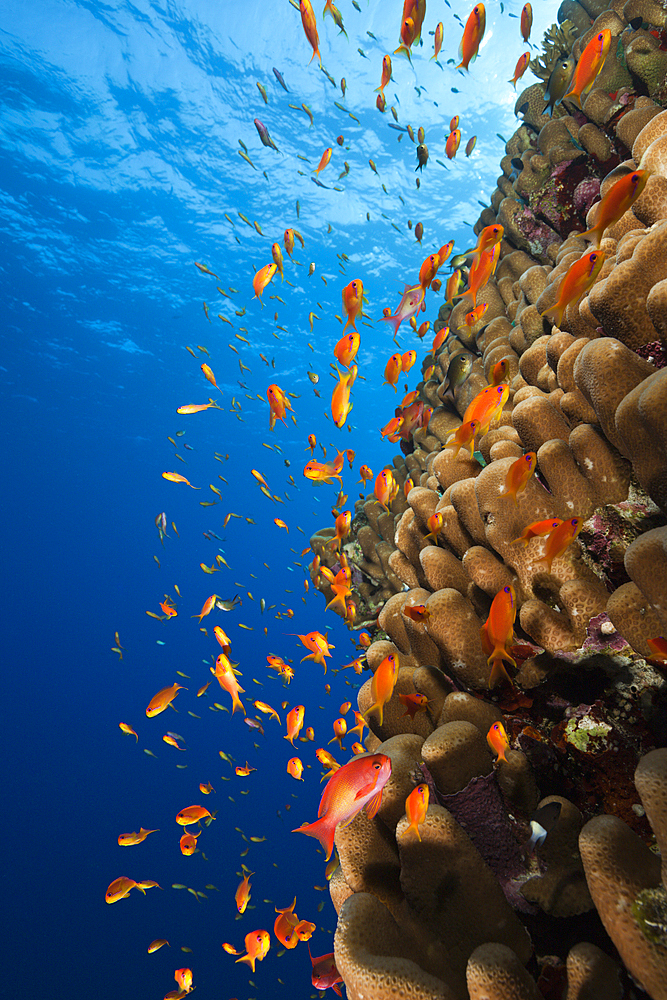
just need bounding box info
[562,89,580,107]
[235,954,257,972]
[488,654,515,689]
[293,817,335,860]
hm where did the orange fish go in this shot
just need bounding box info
[287,756,304,780]
[119,722,139,741]
[512,518,563,546]
[445,269,463,306]
[500,451,537,504]
[117,828,159,846]
[193,594,217,623]
[105,877,138,903]
[424,512,443,543]
[158,597,177,618]
[383,353,403,391]
[180,830,200,855]
[303,451,345,487]
[201,363,222,393]
[174,968,193,993]
[175,804,212,825]
[419,253,440,290]
[580,171,650,248]
[449,115,460,131]
[375,54,393,94]
[334,330,360,368]
[235,929,271,972]
[466,224,504,264]
[458,245,499,308]
[402,605,430,624]
[445,129,461,159]
[285,705,305,744]
[490,358,510,386]
[563,29,611,106]
[235,868,254,913]
[331,364,356,428]
[480,585,517,688]
[520,2,532,43]
[381,415,403,442]
[405,783,429,839]
[342,279,364,332]
[539,516,584,573]
[146,683,186,718]
[162,472,199,489]
[432,21,444,61]
[647,637,667,665]
[213,626,232,653]
[267,383,294,430]
[308,946,344,996]
[373,467,395,510]
[398,692,429,718]
[199,782,214,794]
[274,517,288,531]
[459,302,489,329]
[432,327,450,354]
[176,402,219,414]
[358,464,373,486]
[445,419,480,459]
[363,653,399,726]
[487,720,510,762]
[457,3,485,70]
[214,652,245,715]
[328,717,347,749]
[284,228,296,259]
[297,631,334,670]
[314,147,332,177]
[274,898,300,949]
[462,384,509,435]
[333,510,352,550]
[509,51,530,88]
[252,262,277,304]
[540,250,605,327]
[307,433,317,455]
[300,0,321,66]
[253,700,281,722]
[293,752,392,860]
[235,762,257,776]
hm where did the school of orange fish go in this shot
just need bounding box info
[108,2,655,996]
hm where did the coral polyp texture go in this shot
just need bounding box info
[309,1,667,996]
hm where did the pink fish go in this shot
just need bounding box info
[308,945,344,996]
[379,283,425,335]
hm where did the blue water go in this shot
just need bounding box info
[1,1,560,996]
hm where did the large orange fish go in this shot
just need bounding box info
[375,54,393,94]
[383,353,402,391]
[342,279,364,331]
[563,29,611,106]
[252,262,277,304]
[331,364,356,428]
[274,898,300,949]
[363,653,399,726]
[300,0,321,67]
[445,419,480,459]
[293,753,392,860]
[175,804,212,825]
[297,631,334,669]
[500,451,536,504]
[457,3,485,70]
[303,451,345,486]
[480,584,517,688]
[235,929,271,972]
[313,147,332,177]
[105,876,138,903]
[146,683,186,718]
[235,868,253,914]
[520,3,532,43]
[285,705,305,744]
[284,228,296,259]
[404,784,429,840]
[456,244,499,308]
[512,517,562,547]
[334,330,360,368]
[308,946,344,996]
[445,129,461,159]
[509,51,530,88]
[539,516,584,573]
[462,384,509,435]
[580,170,650,248]
[373,467,396,510]
[214,652,245,714]
[117,828,159,846]
[540,250,605,328]
[267,383,294,430]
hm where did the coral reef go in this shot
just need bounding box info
[310,2,667,996]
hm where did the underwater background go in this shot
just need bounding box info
[3,0,667,998]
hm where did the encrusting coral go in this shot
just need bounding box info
[308,2,667,995]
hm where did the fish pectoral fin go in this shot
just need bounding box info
[365,789,384,820]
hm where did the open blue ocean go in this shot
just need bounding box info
[1,1,561,996]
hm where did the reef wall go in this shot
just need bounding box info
[309,0,667,996]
